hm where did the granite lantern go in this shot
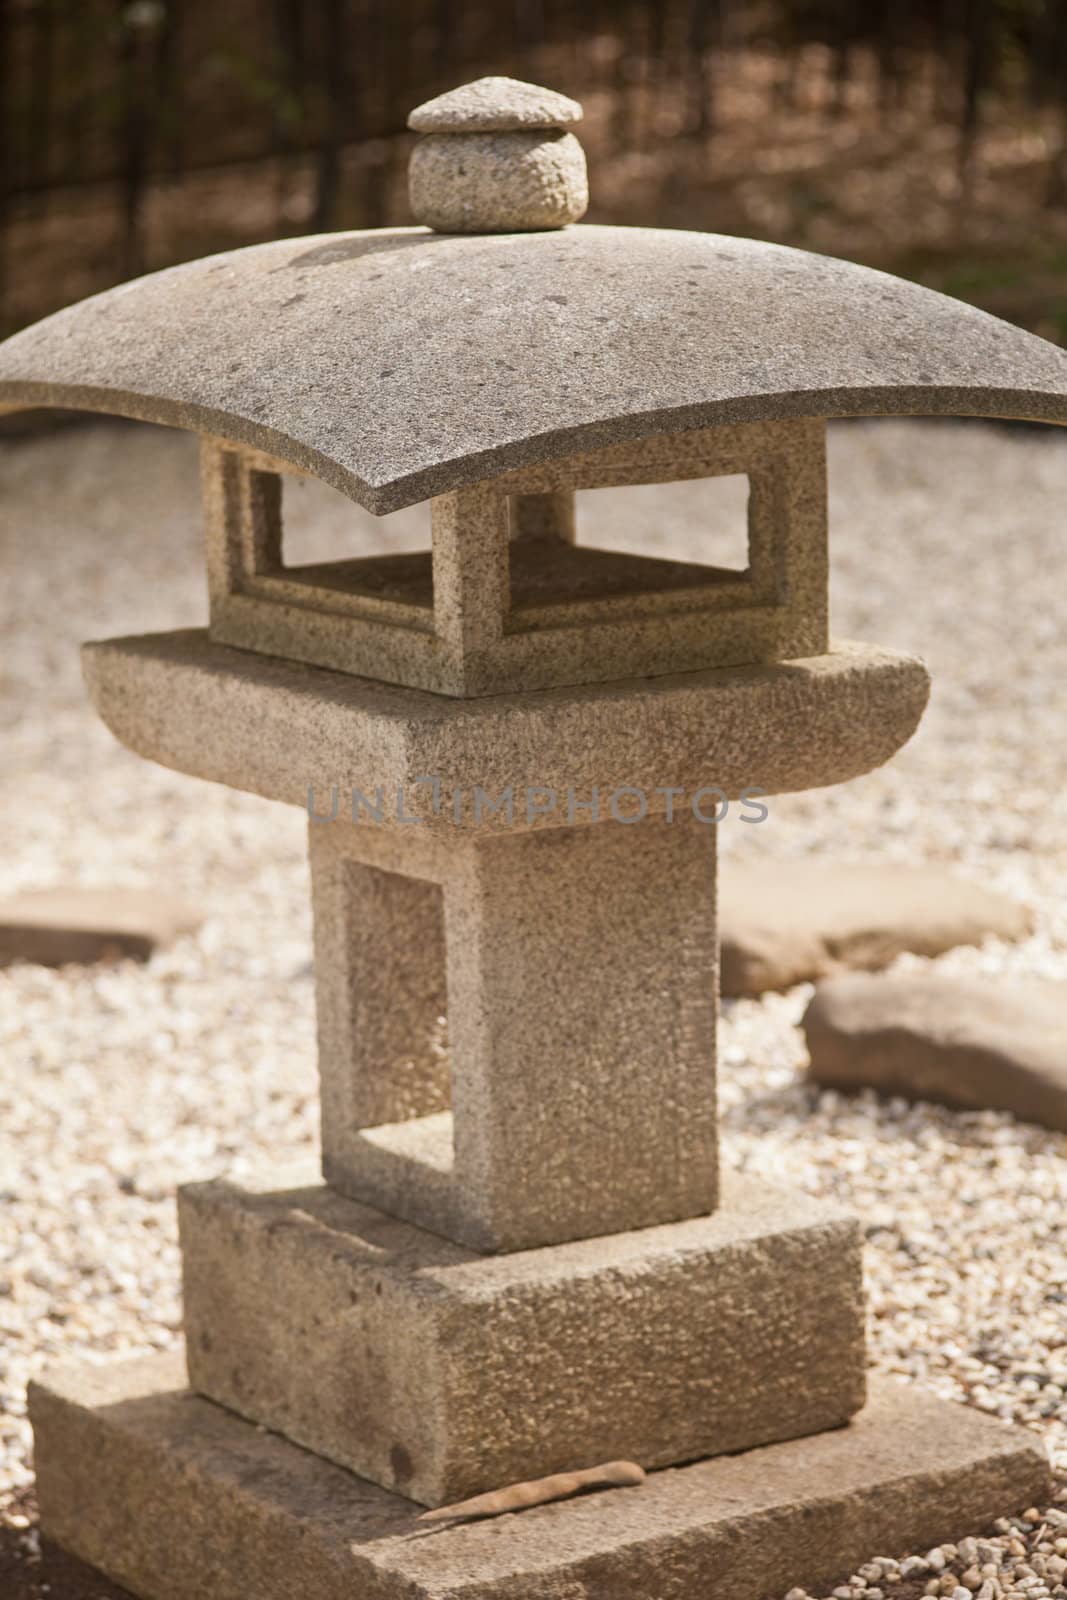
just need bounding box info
[5,74,1067,1600]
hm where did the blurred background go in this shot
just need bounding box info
[5,0,1067,340]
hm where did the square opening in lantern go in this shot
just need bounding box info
[578,474,750,569]
[506,474,754,628]
[248,467,436,623]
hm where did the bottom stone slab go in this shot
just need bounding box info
[31,1352,1050,1600]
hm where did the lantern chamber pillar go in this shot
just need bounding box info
[310,816,718,1253]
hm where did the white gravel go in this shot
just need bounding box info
[2,416,1067,1598]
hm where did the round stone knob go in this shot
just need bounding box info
[407,76,588,235]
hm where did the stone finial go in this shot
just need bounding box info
[408,76,583,132]
[407,76,588,234]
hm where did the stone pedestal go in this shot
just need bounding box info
[33,623,1043,1598]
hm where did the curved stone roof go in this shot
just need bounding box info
[1,223,1066,513]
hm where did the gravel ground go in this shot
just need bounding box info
[1,416,1067,1598]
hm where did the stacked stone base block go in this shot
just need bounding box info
[178,1169,867,1506]
[30,1352,1050,1600]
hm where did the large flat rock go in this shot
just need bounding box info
[804,971,1067,1130]
[0,888,202,968]
[721,862,1031,997]
[30,1352,1049,1600]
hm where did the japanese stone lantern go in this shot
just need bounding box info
[4,75,1067,1600]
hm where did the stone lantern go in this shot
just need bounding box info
[4,74,1067,1600]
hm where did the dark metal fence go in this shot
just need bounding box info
[3,1,1067,334]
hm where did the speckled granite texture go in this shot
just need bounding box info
[3,225,1067,511]
[408,130,588,232]
[309,817,719,1252]
[408,76,583,131]
[80,632,931,830]
[30,1354,1049,1600]
[202,420,828,696]
[179,1169,866,1505]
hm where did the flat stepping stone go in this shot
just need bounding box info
[0,888,202,968]
[720,862,1032,997]
[803,970,1067,1131]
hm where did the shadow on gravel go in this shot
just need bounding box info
[1,1491,133,1600]
[1,1520,133,1600]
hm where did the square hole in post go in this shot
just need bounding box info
[314,853,455,1202]
[506,475,755,627]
